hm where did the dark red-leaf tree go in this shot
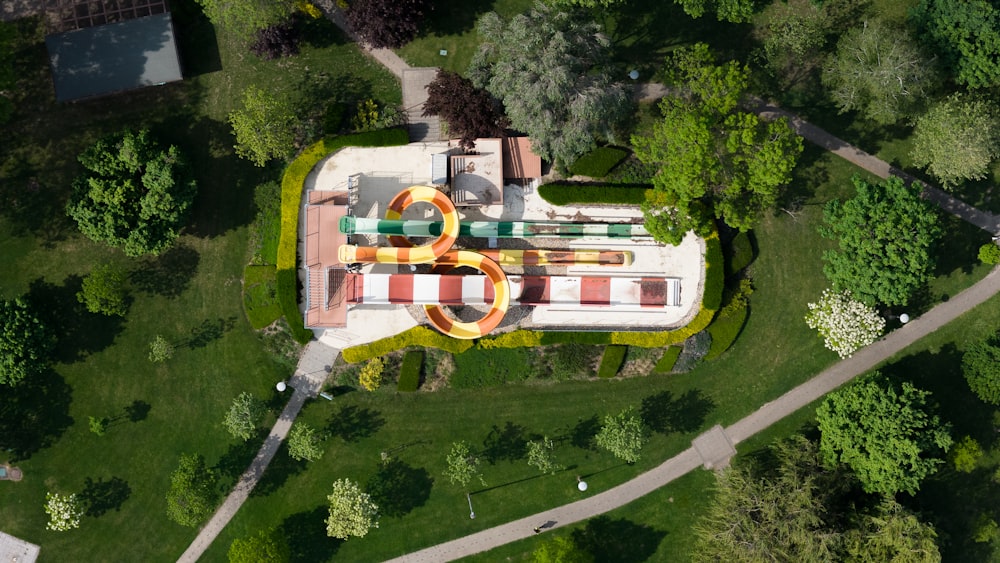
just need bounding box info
[423,70,509,150]
[345,0,431,49]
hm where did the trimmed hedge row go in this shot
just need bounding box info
[538,182,649,206]
[341,228,724,360]
[569,146,629,178]
[597,345,627,378]
[654,346,681,373]
[276,128,410,344]
[705,306,748,361]
[397,350,423,392]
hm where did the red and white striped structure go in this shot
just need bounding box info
[346,273,681,309]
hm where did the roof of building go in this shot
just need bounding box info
[45,12,182,102]
[502,137,542,179]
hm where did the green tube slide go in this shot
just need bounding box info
[339,216,649,239]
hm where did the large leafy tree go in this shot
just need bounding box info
[194,0,296,41]
[820,176,941,307]
[66,129,197,257]
[843,498,941,562]
[674,0,754,23]
[229,86,298,167]
[469,3,629,167]
[816,375,952,496]
[222,392,266,441]
[822,20,938,124]
[166,453,219,527]
[805,288,886,358]
[962,332,1000,405]
[910,94,1000,189]
[326,478,379,539]
[345,0,431,49]
[423,70,509,150]
[595,407,648,463]
[228,528,290,563]
[911,0,1000,88]
[77,263,129,317]
[0,297,53,386]
[633,43,803,245]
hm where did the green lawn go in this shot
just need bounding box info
[0,4,400,561]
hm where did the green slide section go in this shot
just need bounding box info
[340,216,649,239]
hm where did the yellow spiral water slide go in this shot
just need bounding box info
[338,186,510,339]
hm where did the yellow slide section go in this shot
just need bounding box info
[337,186,510,339]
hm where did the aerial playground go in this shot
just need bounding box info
[337,186,681,339]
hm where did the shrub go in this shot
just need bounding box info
[654,347,681,373]
[950,435,983,473]
[342,326,472,363]
[673,330,712,373]
[719,278,753,317]
[89,416,109,436]
[398,350,423,392]
[359,358,384,391]
[250,21,301,60]
[805,289,886,358]
[77,263,129,317]
[979,243,1000,265]
[705,306,749,360]
[597,345,627,378]
[278,130,409,344]
[538,182,649,206]
[725,231,754,276]
[546,343,600,379]
[569,146,629,178]
[450,347,535,389]
[148,335,175,363]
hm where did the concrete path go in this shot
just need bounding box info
[402,67,443,142]
[177,340,338,563]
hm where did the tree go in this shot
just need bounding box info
[250,22,301,60]
[526,436,564,475]
[693,435,849,562]
[756,0,829,86]
[822,20,938,124]
[229,85,298,167]
[633,43,803,245]
[194,0,296,41]
[66,129,197,257]
[533,534,594,563]
[287,422,325,461]
[345,0,431,49]
[358,357,384,391]
[910,94,1000,189]
[444,441,486,488]
[595,407,648,463]
[89,415,109,436]
[148,335,175,363]
[843,498,941,563]
[44,492,84,532]
[980,243,1000,265]
[166,453,218,527]
[962,333,1000,404]
[816,375,952,495]
[912,0,1000,88]
[326,478,379,539]
[422,70,509,150]
[77,263,129,317]
[223,392,266,441]
[820,176,941,307]
[949,435,983,473]
[0,297,53,386]
[674,0,754,23]
[469,4,629,167]
[805,288,886,358]
[228,528,290,563]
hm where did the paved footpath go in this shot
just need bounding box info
[177,340,338,563]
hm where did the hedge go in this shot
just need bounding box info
[597,345,627,378]
[725,231,754,277]
[569,147,629,178]
[342,326,473,363]
[538,182,649,206]
[397,350,423,392]
[276,128,410,344]
[654,346,681,373]
[704,306,749,361]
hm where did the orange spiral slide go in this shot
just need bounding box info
[338,186,510,339]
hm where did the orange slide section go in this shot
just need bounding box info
[337,186,510,339]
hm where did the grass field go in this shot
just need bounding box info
[0,3,400,561]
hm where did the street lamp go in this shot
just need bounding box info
[276,381,287,392]
[628,69,639,80]
[467,492,475,519]
[577,475,588,492]
[899,313,910,324]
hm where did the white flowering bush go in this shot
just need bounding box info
[805,289,886,358]
[44,492,84,531]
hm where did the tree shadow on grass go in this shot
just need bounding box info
[572,516,666,563]
[567,415,601,451]
[640,389,715,434]
[123,400,151,423]
[25,276,125,363]
[366,459,433,518]
[80,476,131,517]
[280,506,343,563]
[0,367,73,461]
[326,405,384,442]
[130,243,200,298]
[933,215,986,278]
[185,316,237,349]
[252,442,308,498]
[213,429,268,483]
[482,421,528,464]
